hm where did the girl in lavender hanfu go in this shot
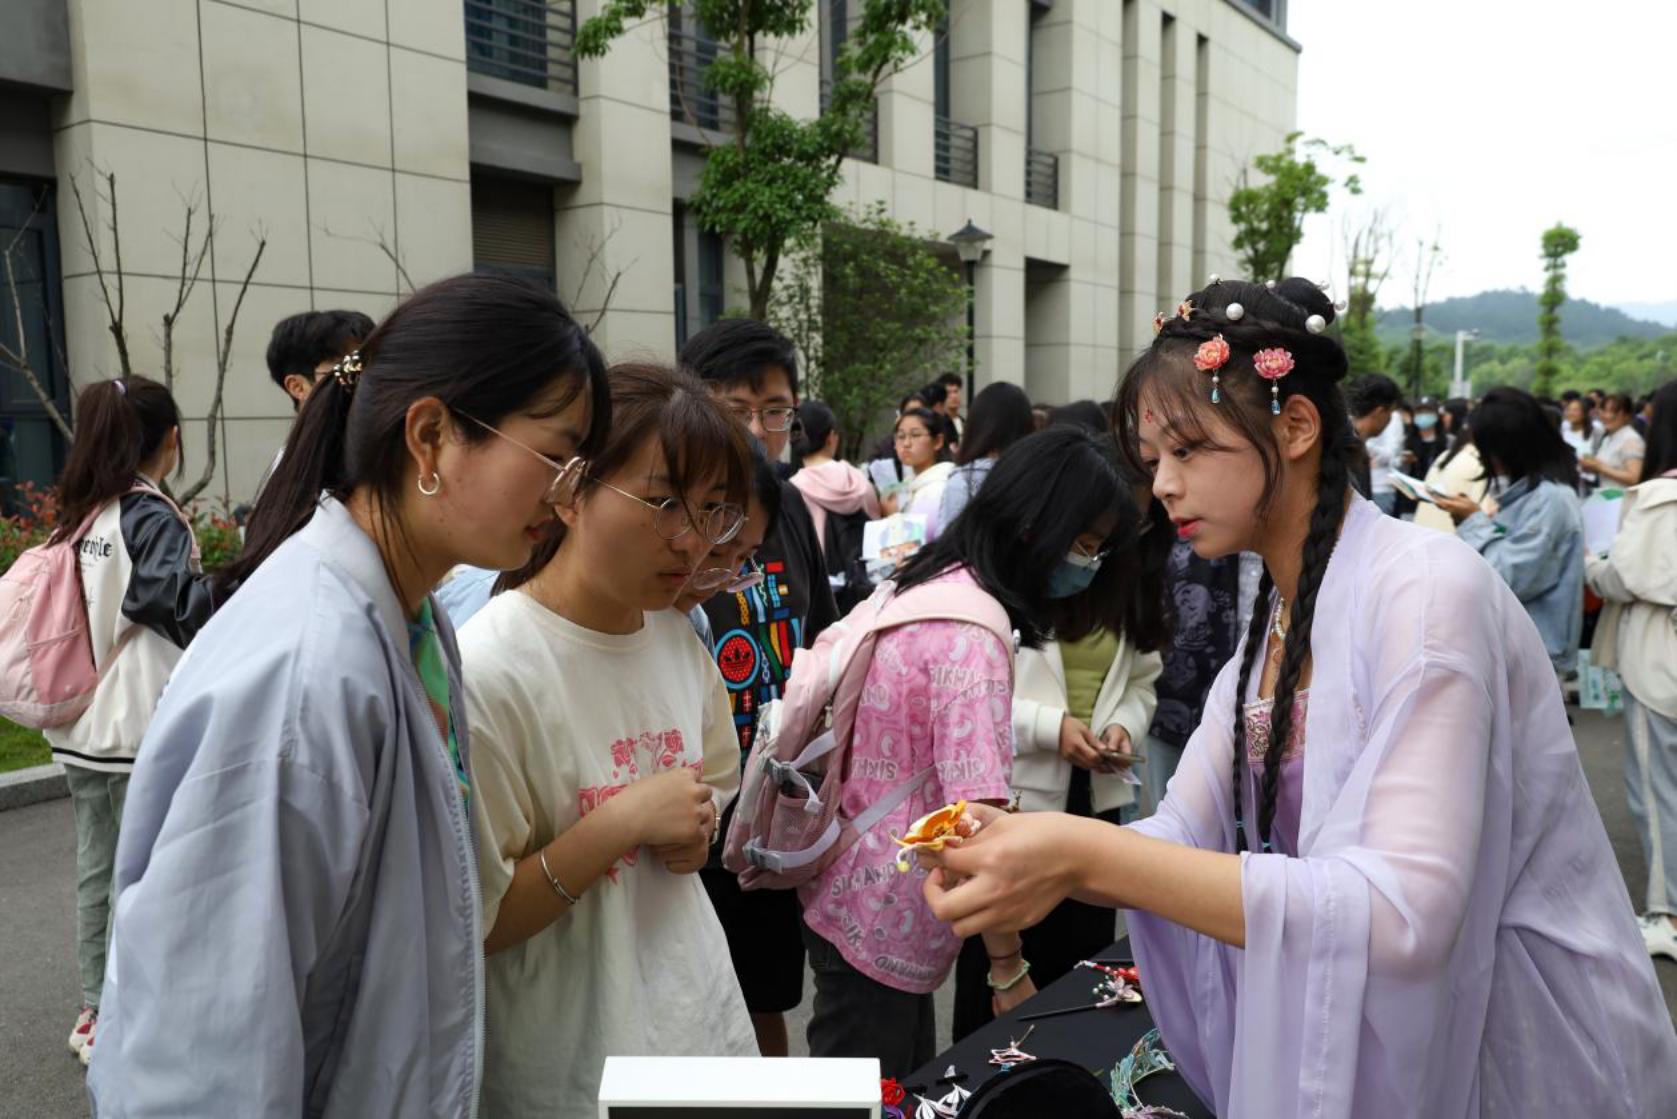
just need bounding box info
[921,277,1677,1117]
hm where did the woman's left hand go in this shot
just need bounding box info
[990,974,1038,1017]
[920,809,1092,937]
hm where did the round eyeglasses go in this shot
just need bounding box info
[688,556,765,595]
[726,405,798,432]
[591,477,745,546]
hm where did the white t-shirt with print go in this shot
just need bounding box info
[1596,425,1646,476]
[461,594,756,1119]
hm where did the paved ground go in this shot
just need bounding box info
[3,710,1672,1116]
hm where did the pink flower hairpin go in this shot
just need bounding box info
[1152,311,1167,335]
[1252,347,1296,413]
[1176,299,1196,321]
[1193,334,1231,404]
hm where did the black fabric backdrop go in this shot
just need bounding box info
[903,939,1213,1118]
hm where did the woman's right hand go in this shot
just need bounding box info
[619,768,714,849]
[1057,714,1106,771]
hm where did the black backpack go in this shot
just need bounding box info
[823,507,875,614]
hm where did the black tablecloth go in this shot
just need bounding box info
[904,939,1211,1118]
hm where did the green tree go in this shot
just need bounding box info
[1533,223,1582,397]
[1227,132,1363,284]
[770,204,967,460]
[577,0,946,320]
[1340,209,1392,373]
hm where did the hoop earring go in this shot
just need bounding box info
[417,471,442,497]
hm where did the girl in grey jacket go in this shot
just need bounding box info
[88,274,609,1118]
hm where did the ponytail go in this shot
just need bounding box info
[51,376,182,544]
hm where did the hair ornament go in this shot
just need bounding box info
[1333,299,1348,312]
[1265,280,1277,290]
[1176,299,1195,321]
[1252,347,1296,414]
[332,350,365,394]
[112,378,127,396]
[1304,313,1326,335]
[1152,311,1167,335]
[1207,273,1221,285]
[1225,302,1245,322]
[1193,334,1231,404]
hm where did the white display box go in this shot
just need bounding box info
[598,1056,882,1118]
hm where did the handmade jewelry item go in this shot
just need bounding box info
[1109,1028,1190,1119]
[881,1078,907,1119]
[1152,311,1168,335]
[331,349,364,393]
[989,1024,1038,1068]
[1176,299,1195,321]
[1078,959,1143,1006]
[893,800,972,872]
[913,1083,971,1119]
[1251,346,1296,414]
[1192,334,1231,404]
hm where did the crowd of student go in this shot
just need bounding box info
[16,269,1677,1117]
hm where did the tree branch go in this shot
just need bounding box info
[69,171,132,377]
[0,250,74,440]
[178,235,266,504]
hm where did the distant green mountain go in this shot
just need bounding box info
[1376,289,1668,350]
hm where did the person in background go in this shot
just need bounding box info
[1031,404,1052,431]
[1412,410,1492,535]
[939,382,1034,529]
[1404,396,1446,483]
[89,274,611,1116]
[884,406,956,539]
[802,426,1129,1077]
[1561,394,1601,491]
[680,318,837,1059]
[917,380,960,448]
[1587,378,1677,965]
[937,371,966,442]
[257,310,374,500]
[1435,387,1584,679]
[44,376,218,1069]
[952,456,1171,1040]
[1635,393,1655,437]
[789,401,881,613]
[462,364,756,1119]
[1581,392,1647,489]
[1348,373,1405,512]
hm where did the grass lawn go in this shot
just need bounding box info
[0,718,51,774]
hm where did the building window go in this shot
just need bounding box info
[470,176,556,291]
[1233,0,1286,31]
[698,231,725,327]
[0,179,67,507]
[463,0,580,95]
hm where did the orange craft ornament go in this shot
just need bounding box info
[892,800,974,872]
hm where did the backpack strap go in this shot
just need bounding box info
[743,765,938,874]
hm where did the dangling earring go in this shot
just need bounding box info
[417,471,442,496]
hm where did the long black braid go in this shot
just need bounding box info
[1112,275,1355,854]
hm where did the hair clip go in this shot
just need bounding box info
[1176,299,1196,321]
[989,1025,1039,1068]
[1152,311,1167,335]
[1252,347,1296,413]
[1225,302,1245,322]
[332,350,365,394]
[112,378,127,396]
[1207,273,1221,285]
[1304,313,1326,335]
[1193,334,1231,404]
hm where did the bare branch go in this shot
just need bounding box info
[178,235,266,504]
[68,172,132,376]
[0,250,74,439]
[161,200,215,391]
[315,220,415,293]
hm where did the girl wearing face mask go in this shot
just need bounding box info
[951,465,1173,1040]
[799,426,1129,1078]
[460,364,757,1119]
[89,275,611,1117]
[919,278,1677,1118]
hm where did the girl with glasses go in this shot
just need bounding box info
[883,406,956,540]
[459,363,758,1119]
[88,274,610,1117]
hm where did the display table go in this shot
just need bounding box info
[904,939,1211,1117]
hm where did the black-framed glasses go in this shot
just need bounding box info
[727,405,797,432]
[591,478,745,546]
[457,412,582,506]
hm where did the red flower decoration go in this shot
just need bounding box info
[1176,299,1195,320]
[1152,311,1167,335]
[1192,334,1231,373]
[881,1078,906,1106]
[1252,347,1296,381]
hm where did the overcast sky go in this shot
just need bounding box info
[1287,0,1677,314]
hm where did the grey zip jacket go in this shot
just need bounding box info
[88,496,483,1118]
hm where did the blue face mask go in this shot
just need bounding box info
[1045,549,1103,599]
[1415,413,1438,430]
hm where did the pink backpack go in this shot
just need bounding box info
[0,481,185,730]
[722,576,1015,891]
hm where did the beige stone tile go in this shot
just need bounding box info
[201,0,305,153]
[210,280,320,420]
[313,287,401,320]
[390,0,466,60]
[298,0,383,42]
[393,175,473,288]
[390,50,469,179]
[555,204,673,318]
[56,125,211,281]
[307,159,398,292]
[205,144,311,288]
[221,417,298,502]
[1023,203,1070,266]
[300,25,393,166]
[566,99,672,212]
[66,0,203,136]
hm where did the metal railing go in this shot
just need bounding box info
[464,0,578,94]
[1025,148,1059,209]
[668,29,737,133]
[934,115,978,188]
[818,79,878,163]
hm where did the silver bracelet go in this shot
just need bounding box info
[538,847,580,905]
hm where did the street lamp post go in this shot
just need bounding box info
[948,219,993,402]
